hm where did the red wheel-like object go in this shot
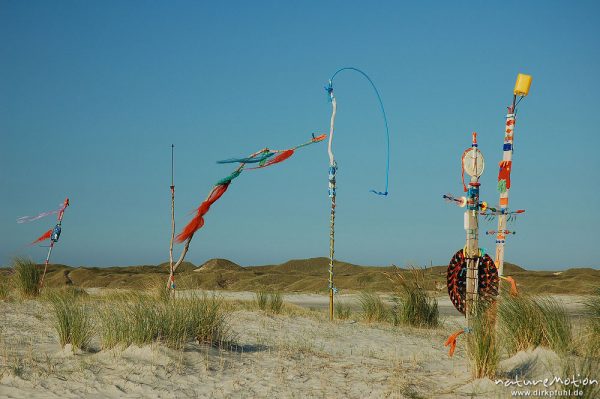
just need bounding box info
[447,249,499,314]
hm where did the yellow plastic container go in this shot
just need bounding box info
[514,73,532,96]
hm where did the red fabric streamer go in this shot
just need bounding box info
[444,330,465,357]
[176,183,230,243]
[249,149,294,169]
[503,276,519,296]
[32,229,52,245]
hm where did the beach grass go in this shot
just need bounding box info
[467,303,498,379]
[0,277,9,300]
[12,258,40,298]
[268,292,284,314]
[386,268,439,328]
[497,293,572,355]
[255,290,269,311]
[47,290,94,350]
[98,292,230,350]
[562,339,600,399]
[358,291,389,323]
[583,288,600,348]
[335,300,352,320]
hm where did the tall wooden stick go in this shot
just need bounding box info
[464,133,482,322]
[39,198,69,288]
[40,242,55,289]
[494,73,532,290]
[327,95,337,321]
[494,101,515,282]
[167,144,176,291]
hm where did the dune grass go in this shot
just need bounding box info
[254,290,284,313]
[143,276,171,302]
[335,300,352,320]
[255,290,269,311]
[0,277,9,300]
[583,288,600,348]
[386,268,439,328]
[358,291,389,323]
[12,258,40,298]
[497,293,572,355]
[466,303,499,379]
[268,292,284,314]
[562,339,600,399]
[47,290,94,350]
[98,292,230,350]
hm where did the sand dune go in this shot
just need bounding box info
[0,291,595,398]
[3,257,598,295]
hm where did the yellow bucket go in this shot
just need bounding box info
[514,73,532,96]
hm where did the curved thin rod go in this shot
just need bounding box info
[329,67,390,196]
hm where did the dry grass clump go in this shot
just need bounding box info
[386,268,439,328]
[255,290,269,310]
[467,303,499,379]
[358,291,389,323]
[143,276,171,302]
[47,290,94,350]
[583,288,600,349]
[254,290,284,313]
[222,298,322,319]
[562,339,599,399]
[557,289,599,399]
[0,276,10,300]
[98,292,230,350]
[498,293,572,355]
[41,286,88,301]
[268,292,283,313]
[12,258,40,298]
[335,301,352,320]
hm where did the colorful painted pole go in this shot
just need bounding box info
[167,144,176,292]
[324,67,391,321]
[444,134,500,356]
[494,74,532,281]
[40,198,70,288]
[463,133,484,320]
[327,89,337,321]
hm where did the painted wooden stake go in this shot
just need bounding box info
[495,74,532,284]
[464,133,483,320]
[327,93,337,321]
[168,144,176,292]
[40,198,70,288]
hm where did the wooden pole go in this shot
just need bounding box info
[39,198,69,289]
[168,144,176,292]
[40,242,54,289]
[494,97,516,282]
[464,133,482,321]
[327,94,337,321]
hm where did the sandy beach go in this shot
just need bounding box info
[1,291,593,398]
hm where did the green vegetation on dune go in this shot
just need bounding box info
[12,258,41,298]
[2,257,598,294]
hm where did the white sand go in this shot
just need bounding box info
[0,293,590,398]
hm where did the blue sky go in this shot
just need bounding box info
[1,1,599,270]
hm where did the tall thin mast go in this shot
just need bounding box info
[494,74,532,281]
[327,91,337,321]
[464,133,482,321]
[39,198,69,288]
[168,144,176,291]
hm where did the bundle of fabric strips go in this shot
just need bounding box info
[176,134,326,243]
